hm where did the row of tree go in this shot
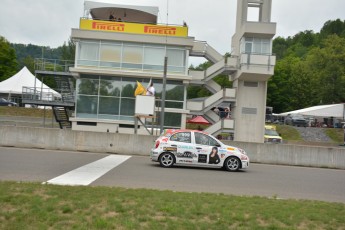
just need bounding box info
[0,36,75,82]
[268,19,345,113]
[1,19,345,113]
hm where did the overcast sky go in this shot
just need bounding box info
[1,0,344,65]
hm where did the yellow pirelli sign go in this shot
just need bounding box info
[80,18,188,37]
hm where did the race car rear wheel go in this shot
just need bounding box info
[159,153,174,168]
[224,156,241,172]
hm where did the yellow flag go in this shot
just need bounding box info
[134,81,147,96]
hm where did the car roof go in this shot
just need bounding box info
[162,129,208,136]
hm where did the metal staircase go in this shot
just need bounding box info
[53,106,72,129]
[53,75,75,103]
[188,41,238,135]
[22,58,75,129]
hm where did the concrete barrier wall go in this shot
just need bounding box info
[0,126,156,156]
[1,126,345,169]
[222,141,345,169]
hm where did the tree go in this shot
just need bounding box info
[60,37,76,61]
[22,56,35,73]
[320,19,345,39]
[306,35,345,104]
[0,36,18,81]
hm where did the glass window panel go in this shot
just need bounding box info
[79,42,99,61]
[167,66,185,73]
[245,43,252,53]
[253,43,261,53]
[165,101,183,109]
[122,63,142,69]
[167,49,185,67]
[99,97,120,115]
[76,95,98,117]
[143,64,164,71]
[99,78,121,97]
[120,98,135,116]
[123,46,143,64]
[99,62,121,68]
[164,112,182,128]
[144,47,165,65]
[121,79,136,98]
[195,132,219,146]
[77,78,99,95]
[262,42,270,54]
[77,60,98,67]
[170,132,191,143]
[166,84,184,101]
[100,44,121,62]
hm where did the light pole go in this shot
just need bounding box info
[160,56,168,133]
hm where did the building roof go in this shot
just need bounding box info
[84,1,159,23]
[278,104,345,119]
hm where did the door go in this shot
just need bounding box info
[194,132,223,166]
[169,131,196,164]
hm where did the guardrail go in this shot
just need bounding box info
[22,86,75,106]
[35,58,74,72]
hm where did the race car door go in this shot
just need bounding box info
[194,132,222,166]
[169,131,196,164]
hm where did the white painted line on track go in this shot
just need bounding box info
[46,155,131,186]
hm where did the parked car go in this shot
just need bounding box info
[150,129,249,171]
[0,98,17,107]
[285,114,308,127]
[264,125,283,143]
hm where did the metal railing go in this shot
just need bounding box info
[22,86,75,105]
[34,58,74,72]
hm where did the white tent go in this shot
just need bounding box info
[0,66,61,100]
[278,104,345,119]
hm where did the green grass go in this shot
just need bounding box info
[0,107,53,118]
[276,124,303,141]
[325,128,344,143]
[1,181,344,230]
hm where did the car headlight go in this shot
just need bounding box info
[238,148,246,155]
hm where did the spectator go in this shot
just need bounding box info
[146,82,155,96]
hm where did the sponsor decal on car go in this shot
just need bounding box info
[176,151,197,158]
[163,147,177,152]
[198,154,207,163]
[177,145,194,150]
[219,148,227,153]
[178,159,193,163]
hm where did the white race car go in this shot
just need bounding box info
[150,129,249,172]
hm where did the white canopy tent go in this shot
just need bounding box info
[0,66,61,100]
[278,104,345,119]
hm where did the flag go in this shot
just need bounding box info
[134,81,147,96]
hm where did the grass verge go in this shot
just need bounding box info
[276,124,303,141]
[0,107,53,118]
[1,181,344,230]
[325,128,344,143]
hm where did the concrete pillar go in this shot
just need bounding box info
[231,0,275,143]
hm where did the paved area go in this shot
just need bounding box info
[1,147,344,203]
[295,127,332,142]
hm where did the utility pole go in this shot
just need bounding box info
[160,56,168,133]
